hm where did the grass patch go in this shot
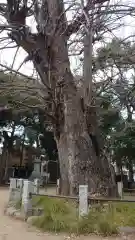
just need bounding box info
[32,196,135,236]
[32,196,78,233]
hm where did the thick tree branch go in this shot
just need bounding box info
[65,0,109,38]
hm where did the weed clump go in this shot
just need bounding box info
[32,196,135,236]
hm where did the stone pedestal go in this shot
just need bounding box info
[29,157,41,182]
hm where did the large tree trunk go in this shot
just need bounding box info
[6,0,116,196]
[47,5,116,195]
[55,71,116,196]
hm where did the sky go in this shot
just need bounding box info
[0,0,135,77]
[0,1,134,115]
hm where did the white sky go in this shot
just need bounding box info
[0,0,134,76]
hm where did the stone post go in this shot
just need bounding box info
[9,178,17,203]
[79,185,88,217]
[56,179,60,195]
[22,180,34,218]
[117,181,123,199]
[17,178,24,200]
[34,178,40,194]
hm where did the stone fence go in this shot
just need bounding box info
[8,178,88,219]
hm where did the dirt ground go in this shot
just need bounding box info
[0,187,134,240]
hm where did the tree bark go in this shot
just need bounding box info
[3,124,15,182]
[0,147,7,184]
[20,134,25,167]
[128,161,134,183]
[54,69,116,196]
[56,97,116,196]
[6,0,116,196]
